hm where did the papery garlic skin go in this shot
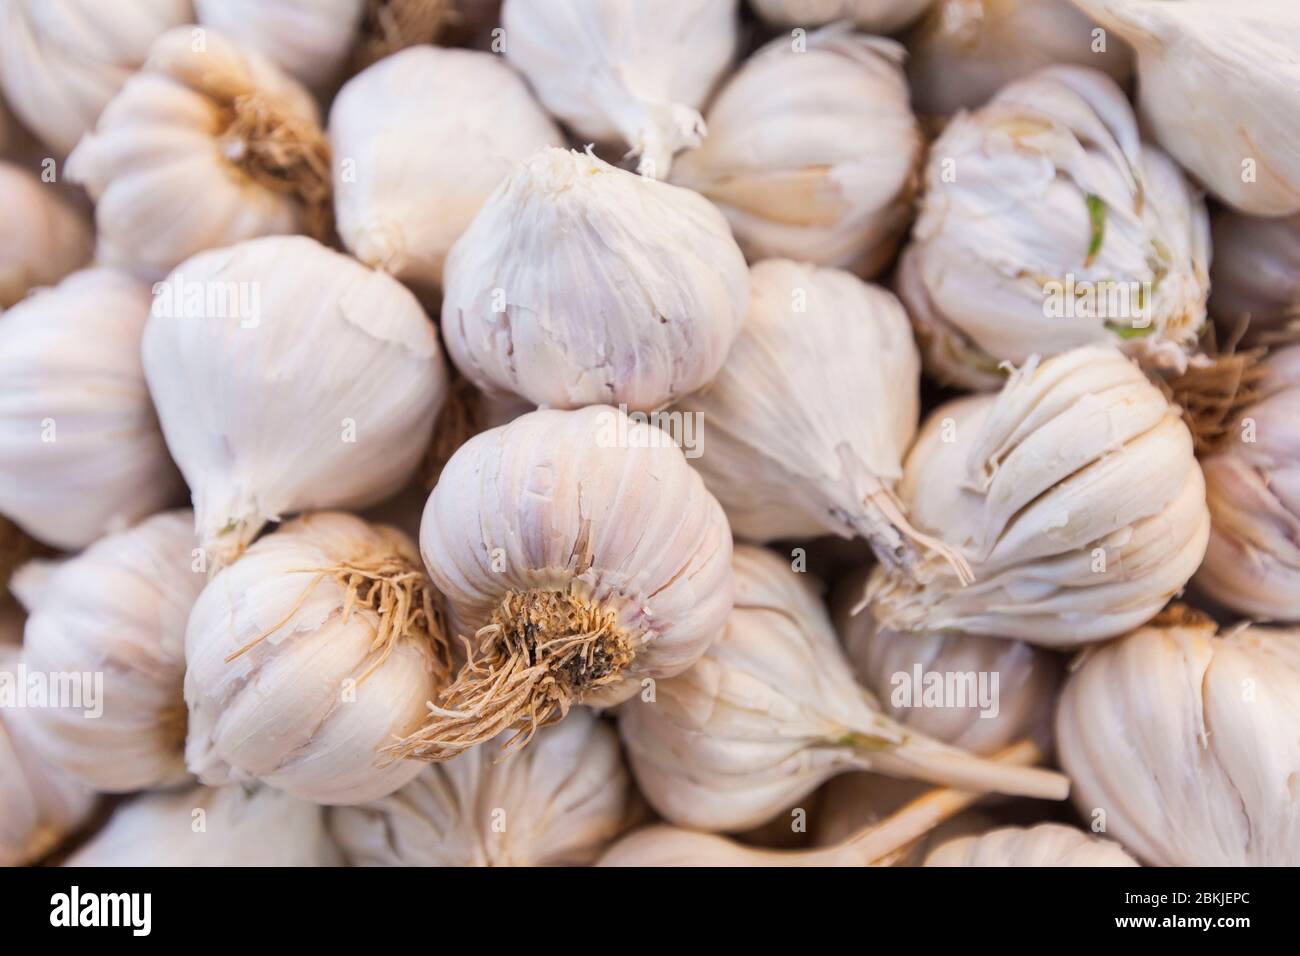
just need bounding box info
[65,784,339,866]
[924,823,1138,866]
[185,513,443,805]
[905,0,1132,117]
[0,0,192,154]
[502,0,737,177]
[194,0,364,91]
[16,511,202,793]
[870,346,1209,647]
[332,710,631,866]
[1208,212,1300,344]
[1195,347,1300,621]
[1074,0,1300,217]
[142,235,447,565]
[0,268,181,550]
[749,0,933,34]
[330,47,562,293]
[898,65,1209,389]
[441,147,748,411]
[0,161,92,309]
[671,27,921,276]
[1057,613,1300,866]
[66,27,326,282]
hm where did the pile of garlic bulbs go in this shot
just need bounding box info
[1,0,1297,873]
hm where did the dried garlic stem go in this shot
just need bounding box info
[1160,345,1266,456]
[856,484,974,586]
[352,0,459,72]
[386,589,635,762]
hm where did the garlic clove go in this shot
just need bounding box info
[0,160,93,309]
[923,822,1139,866]
[748,0,934,35]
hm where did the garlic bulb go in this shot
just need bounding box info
[0,161,92,308]
[0,268,181,550]
[65,783,339,866]
[867,346,1210,648]
[898,65,1209,389]
[924,822,1138,866]
[835,570,1060,754]
[501,0,738,177]
[194,0,364,91]
[332,709,632,866]
[329,46,562,294]
[1,648,96,866]
[1195,346,1300,621]
[676,259,966,582]
[391,405,735,761]
[1073,0,1300,216]
[620,545,1067,832]
[748,0,933,35]
[905,0,1132,116]
[142,235,447,566]
[671,26,921,277]
[184,512,446,805]
[66,27,329,282]
[16,511,203,793]
[0,0,192,154]
[1057,608,1300,865]
[441,147,748,411]
[1208,211,1300,344]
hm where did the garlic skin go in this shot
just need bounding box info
[16,511,202,793]
[898,65,1209,389]
[1073,0,1300,217]
[924,823,1138,866]
[66,784,340,866]
[501,0,737,178]
[868,347,1210,648]
[194,0,364,91]
[1195,346,1300,621]
[0,161,92,309]
[329,46,562,294]
[66,27,327,282]
[1,649,96,867]
[748,0,933,35]
[0,0,192,154]
[1057,611,1300,866]
[0,268,181,550]
[619,545,1067,833]
[394,405,735,761]
[332,709,631,866]
[185,513,444,806]
[142,236,447,566]
[671,27,921,277]
[904,0,1131,117]
[441,147,748,411]
[1208,211,1300,344]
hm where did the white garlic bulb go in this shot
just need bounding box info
[748,0,933,35]
[904,0,1132,117]
[676,259,966,582]
[1208,211,1300,344]
[0,160,92,309]
[184,512,446,805]
[194,0,364,91]
[620,546,1067,832]
[1073,0,1300,216]
[391,405,735,762]
[66,27,328,282]
[868,346,1210,648]
[924,822,1138,866]
[1195,346,1300,622]
[0,648,96,867]
[332,709,632,866]
[65,783,340,866]
[16,511,203,793]
[671,26,921,277]
[501,0,738,177]
[0,0,192,154]
[898,65,1209,389]
[441,147,748,411]
[1057,609,1300,865]
[329,46,562,294]
[0,268,181,550]
[142,235,447,566]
